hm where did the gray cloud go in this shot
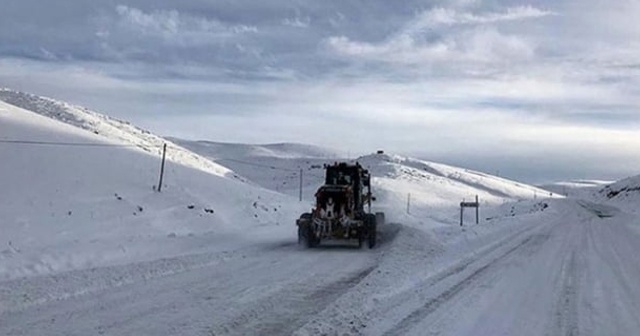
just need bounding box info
[0,0,639,183]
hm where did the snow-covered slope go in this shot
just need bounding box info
[0,100,302,280]
[0,88,240,180]
[168,139,346,160]
[595,175,640,213]
[171,139,342,197]
[3,91,640,336]
[538,180,612,198]
[173,139,561,226]
[359,154,561,224]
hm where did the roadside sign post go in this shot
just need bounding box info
[460,195,480,226]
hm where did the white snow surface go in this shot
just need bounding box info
[166,139,347,160]
[2,90,640,336]
[0,100,303,281]
[0,88,239,179]
[174,139,560,227]
[538,179,612,198]
[593,174,640,214]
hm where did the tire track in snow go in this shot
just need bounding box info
[383,232,551,336]
[350,221,541,335]
[208,265,376,335]
[0,247,249,314]
[399,223,542,297]
[208,224,404,335]
[576,211,640,334]
[551,250,579,336]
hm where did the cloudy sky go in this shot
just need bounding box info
[1,0,639,183]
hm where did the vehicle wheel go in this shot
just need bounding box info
[298,213,313,246]
[305,224,318,248]
[368,214,377,248]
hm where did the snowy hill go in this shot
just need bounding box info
[359,154,561,224]
[3,90,640,336]
[0,88,241,180]
[595,175,640,213]
[173,139,560,226]
[538,180,612,198]
[0,99,303,280]
[170,139,344,197]
[167,139,346,160]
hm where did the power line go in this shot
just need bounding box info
[0,139,139,147]
[0,138,328,178]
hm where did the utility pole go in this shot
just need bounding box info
[157,143,167,192]
[475,195,479,224]
[407,193,411,215]
[299,168,303,202]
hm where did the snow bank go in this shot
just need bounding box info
[595,174,640,213]
[0,101,304,280]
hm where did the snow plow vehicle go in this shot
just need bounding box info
[297,162,384,248]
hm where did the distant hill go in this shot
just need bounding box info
[538,180,612,197]
[174,139,560,225]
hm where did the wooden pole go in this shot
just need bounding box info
[299,168,303,202]
[158,143,167,192]
[407,193,411,214]
[475,195,479,224]
[460,205,463,226]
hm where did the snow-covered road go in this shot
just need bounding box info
[2,200,640,336]
[361,200,640,336]
[0,235,381,336]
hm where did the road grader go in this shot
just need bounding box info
[296,162,384,248]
